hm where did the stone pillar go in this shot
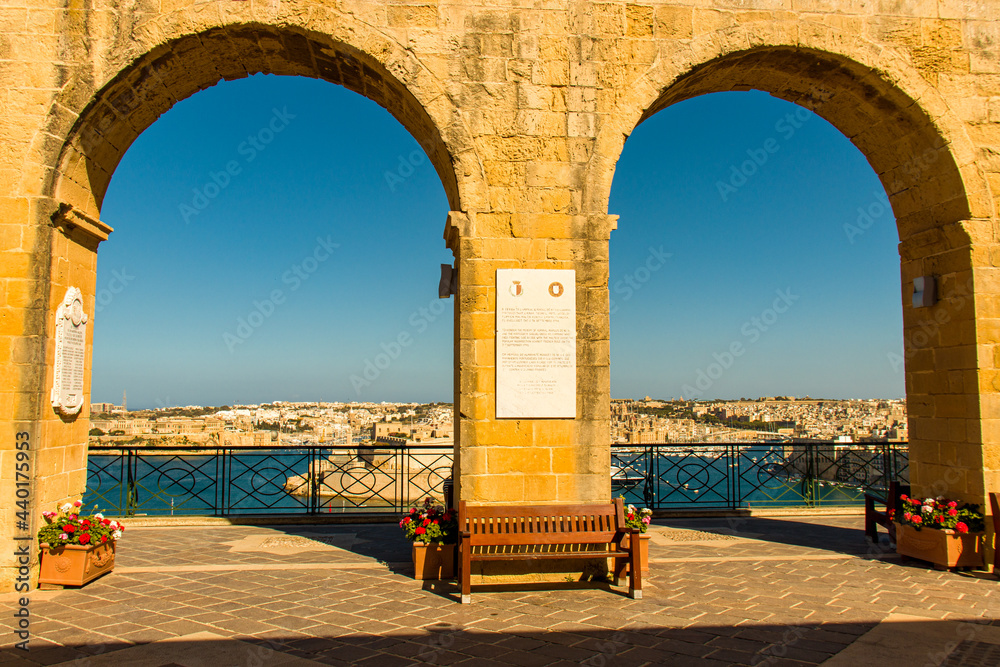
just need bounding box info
[448,210,617,507]
[901,221,999,569]
[0,202,108,591]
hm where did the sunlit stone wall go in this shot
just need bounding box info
[1,0,999,588]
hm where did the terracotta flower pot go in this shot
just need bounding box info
[412,542,455,580]
[39,541,116,587]
[894,522,983,568]
[621,532,650,575]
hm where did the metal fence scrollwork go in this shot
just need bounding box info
[85,445,455,516]
[611,442,908,510]
[86,441,908,516]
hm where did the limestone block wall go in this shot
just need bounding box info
[1,1,999,589]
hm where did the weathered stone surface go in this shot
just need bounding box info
[1,0,1000,590]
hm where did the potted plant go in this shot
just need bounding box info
[893,494,985,569]
[400,497,457,580]
[37,500,125,588]
[620,499,653,574]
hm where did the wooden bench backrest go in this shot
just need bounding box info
[459,498,626,547]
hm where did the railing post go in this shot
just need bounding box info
[642,445,654,509]
[728,443,737,510]
[310,448,319,515]
[125,449,138,517]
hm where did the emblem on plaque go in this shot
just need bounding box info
[509,281,523,297]
[548,282,564,297]
[51,287,88,417]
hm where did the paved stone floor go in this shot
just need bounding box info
[2,515,998,666]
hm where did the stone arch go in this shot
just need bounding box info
[589,30,996,507]
[40,20,484,218]
[586,32,991,246]
[17,15,485,560]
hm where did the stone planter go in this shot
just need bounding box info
[412,542,454,580]
[894,522,984,569]
[621,532,650,575]
[39,541,116,588]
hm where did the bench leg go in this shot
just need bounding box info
[460,539,472,604]
[612,557,627,587]
[628,535,642,600]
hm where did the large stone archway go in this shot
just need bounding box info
[586,38,996,510]
[3,2,1000,589]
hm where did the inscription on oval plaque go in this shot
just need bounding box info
[51,287,88,417]
[496,269,576,419]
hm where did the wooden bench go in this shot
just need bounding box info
[864,481,910,545]
[457,498,641,604]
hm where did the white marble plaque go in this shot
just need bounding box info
[496,269,576,419]
[51,287,87,417]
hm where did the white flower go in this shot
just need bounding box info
[60,503,73,513]
[112,530,122,540]
[94,513,104,520]
[922,505,933,513]
[924,498,936,506]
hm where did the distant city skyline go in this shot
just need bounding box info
[94,76,904,409]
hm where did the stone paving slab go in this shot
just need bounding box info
[2,516,998,666]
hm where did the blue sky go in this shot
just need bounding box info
[94,75,903,408]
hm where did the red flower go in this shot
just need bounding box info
[947,501,958,508]
[903,512,912,521]
[100,535,108,543]
[78,533,91,545]
[422,519,430,527]
[900,494,908,501]
[415,527,426,535]
[956,522,969,534]
[912,515,923,524]
[81,520,91,528]
[947,509,958,516]
[101,519,111,526]
[62,524,75,533]
[402,517,411,524]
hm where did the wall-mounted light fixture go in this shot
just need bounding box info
[913,275,936,308]
[439,264,457,298]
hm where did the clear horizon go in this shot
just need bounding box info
[96,394,908,411]
[93,75,904,409]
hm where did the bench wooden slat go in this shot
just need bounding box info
[465,531,618,546]
[472,551,630,561]
[458,498,642,604]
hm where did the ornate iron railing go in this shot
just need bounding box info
[85,445,454,516]
[612,442,908,510]
[86,441,908,516]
